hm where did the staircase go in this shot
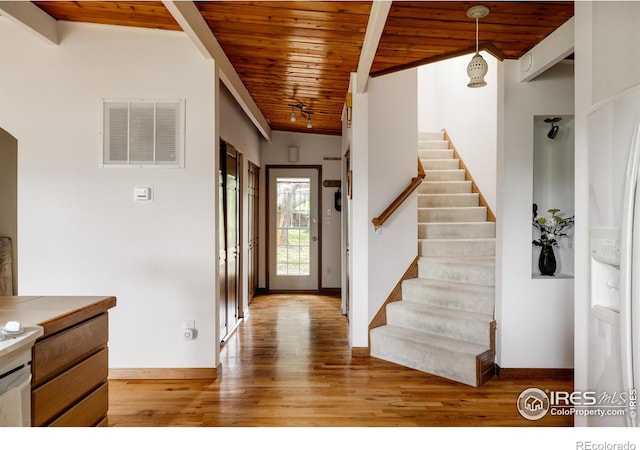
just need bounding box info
[370,131,496,387]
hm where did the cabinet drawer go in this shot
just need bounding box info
[49,382,108,427]
[33,313,108,386]
[32,348,108,426]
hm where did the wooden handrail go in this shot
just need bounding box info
[372,158,425,230]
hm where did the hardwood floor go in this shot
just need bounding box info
[107,293,573,427]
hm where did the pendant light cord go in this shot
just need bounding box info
[475,17,479,54]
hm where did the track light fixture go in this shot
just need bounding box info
[544,117,561,139]
[289,102,313,129]
[466,5,490,88]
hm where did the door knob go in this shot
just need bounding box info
[312,236,317,242]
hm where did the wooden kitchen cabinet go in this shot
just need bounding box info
[0,295,116,426]
[32,314,109,426]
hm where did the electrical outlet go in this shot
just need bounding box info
[183,328,195,340]
[182,320,196,340]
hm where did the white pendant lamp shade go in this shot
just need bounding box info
[467,53,488,88]
[466,5,490,88]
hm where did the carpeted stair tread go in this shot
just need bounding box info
[402,278,495,315]
[418,256,495,287]
[388,300,493,323]
[418,206,487,223]
[370,325,489,386]
[386,301,493,345]
[418,181,472,194]
[419,238,495,257]
[419,131,445,141]
[422,159,460,170]
[372,324,489,355]
[419,255,495,266]
[419,149,455,160]
[418,222,495,239]
[419,139,450,150]
[423,169,466,181]
[418,193,479,208]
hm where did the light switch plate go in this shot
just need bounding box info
[135,186,152,201]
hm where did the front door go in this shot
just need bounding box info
[268,167,320,291]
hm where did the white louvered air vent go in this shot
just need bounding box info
[101,99,185,168]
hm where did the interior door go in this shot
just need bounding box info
[342,152,350,316]
[225,148,239,334]
[219,141,240,341]
[268,167,319,291]
[247,162,260,301]
[218,156,227,338]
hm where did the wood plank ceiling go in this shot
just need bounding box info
[32,1,574,136]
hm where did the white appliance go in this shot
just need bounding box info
[587,84,640,426]
[0,323,43,427]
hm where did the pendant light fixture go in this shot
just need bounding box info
[466,5,490,88]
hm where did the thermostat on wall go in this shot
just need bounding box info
[135,186,152,201]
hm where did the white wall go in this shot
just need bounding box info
[418,52,498,212]
[346,69,418,347]
[591,2,640,104]
[497,59,575,368]
[348,72,370,346]
[367,69,418,323]
[0,20,219,369]
[0,128,18,293]
[260,130,342,289]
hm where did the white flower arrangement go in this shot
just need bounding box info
[532,208,575,248]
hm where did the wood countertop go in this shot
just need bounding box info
[0,296,116,336]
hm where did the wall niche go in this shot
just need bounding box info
[532,115,575,278]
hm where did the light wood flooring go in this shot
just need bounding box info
[107,293,573,427]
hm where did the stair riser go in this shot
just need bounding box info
[419,239,495,257]
[419,149,454,160]
[419,222,496,239]
[418,193,479,208]
[419,140,449,150]
[419,207,487,223]
[422,159,460,170]
[402,280,494,315]
[386,303,492,346]
[419,181,472,194]
[370,329,478,387]
[424,170,466,182]
[418,260,495,287]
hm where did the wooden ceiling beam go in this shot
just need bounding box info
[0,1,59,45]
[356,0,392,93]
[162,0,271,140]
